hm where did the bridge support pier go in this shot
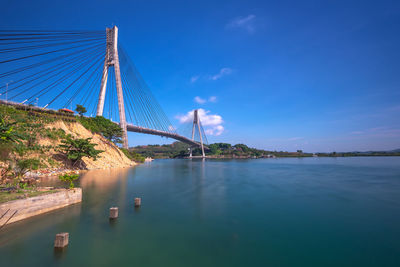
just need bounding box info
[189,109,205,159]
[96,26,129,148]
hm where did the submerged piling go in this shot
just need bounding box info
[109,207,118,219]
[134,198,141,207]
[54,232,69,248]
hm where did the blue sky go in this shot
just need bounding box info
[1,0,400,152]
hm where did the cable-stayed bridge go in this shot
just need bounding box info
[0,26,208,155]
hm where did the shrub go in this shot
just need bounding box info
[42,128,66,140]
[121,148,145,163]
[59,173,79,189]
[14,158,41,178]
[77,116,123,144]
[58,135,104,168]
[0,116,23,144]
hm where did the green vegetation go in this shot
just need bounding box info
[41,128,66,140]
[58,134,104,167]
[120,148,145,163]
[132,142,291,158]
[132,142,191,158]
[0,104,56,158]
[78,116,123,144]
[0,187,57,204]
[14,158,41,178]
[75,104,87,116]
[58,173,79,189]
[0,116,23,143]
[132,142,400,159]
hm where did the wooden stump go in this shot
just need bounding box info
[54,232,69,248]
[134,197,141,207]
[109,207,118,219]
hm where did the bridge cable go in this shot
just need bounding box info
[0,42,104,79]
[23,49,104,104]
[63,55,104,108]
[9,47,104,101]
[43,53,104,108]
[1,45,103,96]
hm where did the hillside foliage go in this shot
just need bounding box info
[58,135,104,167]
[78,116,123,144]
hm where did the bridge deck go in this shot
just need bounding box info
[0,100,206,149]
[126,124,207,148]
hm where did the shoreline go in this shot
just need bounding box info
[0,188,82,226]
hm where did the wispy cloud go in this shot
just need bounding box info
[227,14,256,33]
[208,96,217,103]
[194,96,218,105]
[194,96,207,104]
[349,127,400,138]
[190,75,199,83]
[176,108,225,136]
[210,67,232,80]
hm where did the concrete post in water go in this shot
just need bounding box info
[109,207,118,219]
[54,232,69,248]
[134,197,141,207]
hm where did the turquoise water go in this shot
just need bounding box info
[1,157,400,266]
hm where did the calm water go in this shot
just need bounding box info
[1,157,400,266]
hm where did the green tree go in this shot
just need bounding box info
[0,116,23,143]
[78,116,123,144]
[59,173,79,189]
[234,144,250,153]
[121,148,145,163]
[97,117,123,144]
[75,104,87,116]
[58,135,104,168]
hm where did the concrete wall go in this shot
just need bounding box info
[0,188,82,226]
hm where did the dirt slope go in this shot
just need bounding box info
[40,121,134,169]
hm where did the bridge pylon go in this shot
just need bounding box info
[189,109,206,158]
[96,26,128,148]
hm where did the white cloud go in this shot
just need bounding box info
[205,125,224,136]
[194,96,207,104]
[208,96,217,102]
[190,75,199,83]
[193,96,218,104]
[175,108,225,136]
[227,14,256,33]
[211,67,232,80]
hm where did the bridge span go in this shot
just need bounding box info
[0,27,209,155]
[126,124,207,149]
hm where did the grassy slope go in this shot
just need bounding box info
[0,104,134,170]
[0,187,57,203]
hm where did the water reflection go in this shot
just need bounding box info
[80,167,130,193]
[0,203,82,248]
[80,167,132,217]
[2,158,400,267]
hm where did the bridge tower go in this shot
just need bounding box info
[189,109,206,158]
[96,26,129,148]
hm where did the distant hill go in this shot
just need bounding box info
[132,142,400,159]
